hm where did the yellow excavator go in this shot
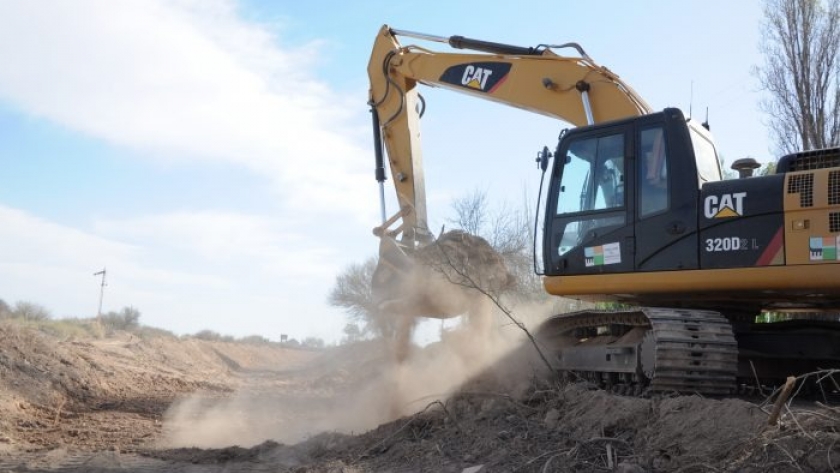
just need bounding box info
[367,25,840,394]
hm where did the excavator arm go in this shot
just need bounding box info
[368,25,651,245]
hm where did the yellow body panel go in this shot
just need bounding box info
[543,264,840,296]
[784,169,840,265]
[544,264,840,314]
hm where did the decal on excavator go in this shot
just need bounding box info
[584,242,621,267]
[703,192,747,219]
[810,236,840,261]
[439,62,511,93]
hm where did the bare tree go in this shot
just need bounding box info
[328,256,400,339]
[328,189,548,341]
[448,189,546,302]
[448,188,487,235]
[0,299,10,318]
[757,0,840,154]
[12,301,51,321]
[328,257,378,318]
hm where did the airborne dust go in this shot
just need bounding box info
[161,230,545,448]
[160,298,554,449]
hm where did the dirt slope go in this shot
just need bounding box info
[0,320,837,472]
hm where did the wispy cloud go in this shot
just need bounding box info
[0,205,228,313]
[94,211,339,279]
[0,204,343,336]
[0,1,381,339]
[0,0,373,220]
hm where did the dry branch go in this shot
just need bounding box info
[768,376,796,426]
[429,236,561,384]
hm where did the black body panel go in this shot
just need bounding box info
[699,175,785,269]
[634,110,701,271]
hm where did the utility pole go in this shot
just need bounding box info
[93,268,107,323]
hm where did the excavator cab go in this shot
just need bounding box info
[542,108,725,281]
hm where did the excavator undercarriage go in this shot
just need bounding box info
[537,308,840,395]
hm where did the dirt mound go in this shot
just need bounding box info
[373,230,513,322]
[416,230,513,295]
[0,322,315,455]
[142,359,839,472]
[151,331,840,472]
[0,319,837,472]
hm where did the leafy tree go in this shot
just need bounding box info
[100,306,141,331]
[757,0,840,153]
[283,338,301,347]
[341,322,364,344]
[302,337,325,349]
[759,161,778,176]
[239,334,270,345]
[194,329,223,341]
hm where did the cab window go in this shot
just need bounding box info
[555,132,626,255]
[557,133,625,214]
[639,126,669,217]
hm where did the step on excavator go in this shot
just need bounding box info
[367,25,840,394]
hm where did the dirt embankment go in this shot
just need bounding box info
[0,321,314,455]
[0,320,837,472]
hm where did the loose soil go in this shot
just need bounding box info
[0,319,837,472]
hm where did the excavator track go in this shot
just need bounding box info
[642,309,738,394]
[537,308,738,395]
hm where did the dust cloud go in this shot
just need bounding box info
[159,299,557,450]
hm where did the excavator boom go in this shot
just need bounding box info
[368,25,650,244]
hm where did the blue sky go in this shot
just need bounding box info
[0,1,770,342]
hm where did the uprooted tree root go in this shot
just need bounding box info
[417,233,840,471]
[421,232,561,383]
[340,373,839,472]
[727,369,840,473]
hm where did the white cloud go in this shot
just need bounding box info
[0,205,223,312]
[0,0,373,221]
[93,210,339,279]
[0,204,347,338]
[0,206,137,268]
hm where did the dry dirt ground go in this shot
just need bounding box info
[0,320,837,472]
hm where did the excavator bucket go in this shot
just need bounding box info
[371,234,457,318]
[371,230,514,319]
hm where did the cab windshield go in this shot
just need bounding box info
[688,121,722,184]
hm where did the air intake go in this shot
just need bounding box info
[787,173,814,208]
[777,147,840,173]
[830,171,840,206]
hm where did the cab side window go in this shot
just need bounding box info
[639,127,669,217]
[555,132,626,254]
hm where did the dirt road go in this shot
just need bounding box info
[0,321,837,472]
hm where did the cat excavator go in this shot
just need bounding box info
[367,25,840,394]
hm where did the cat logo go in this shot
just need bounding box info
[704,192,747,219]
[439,62,512,93]
[461,65,493,90]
